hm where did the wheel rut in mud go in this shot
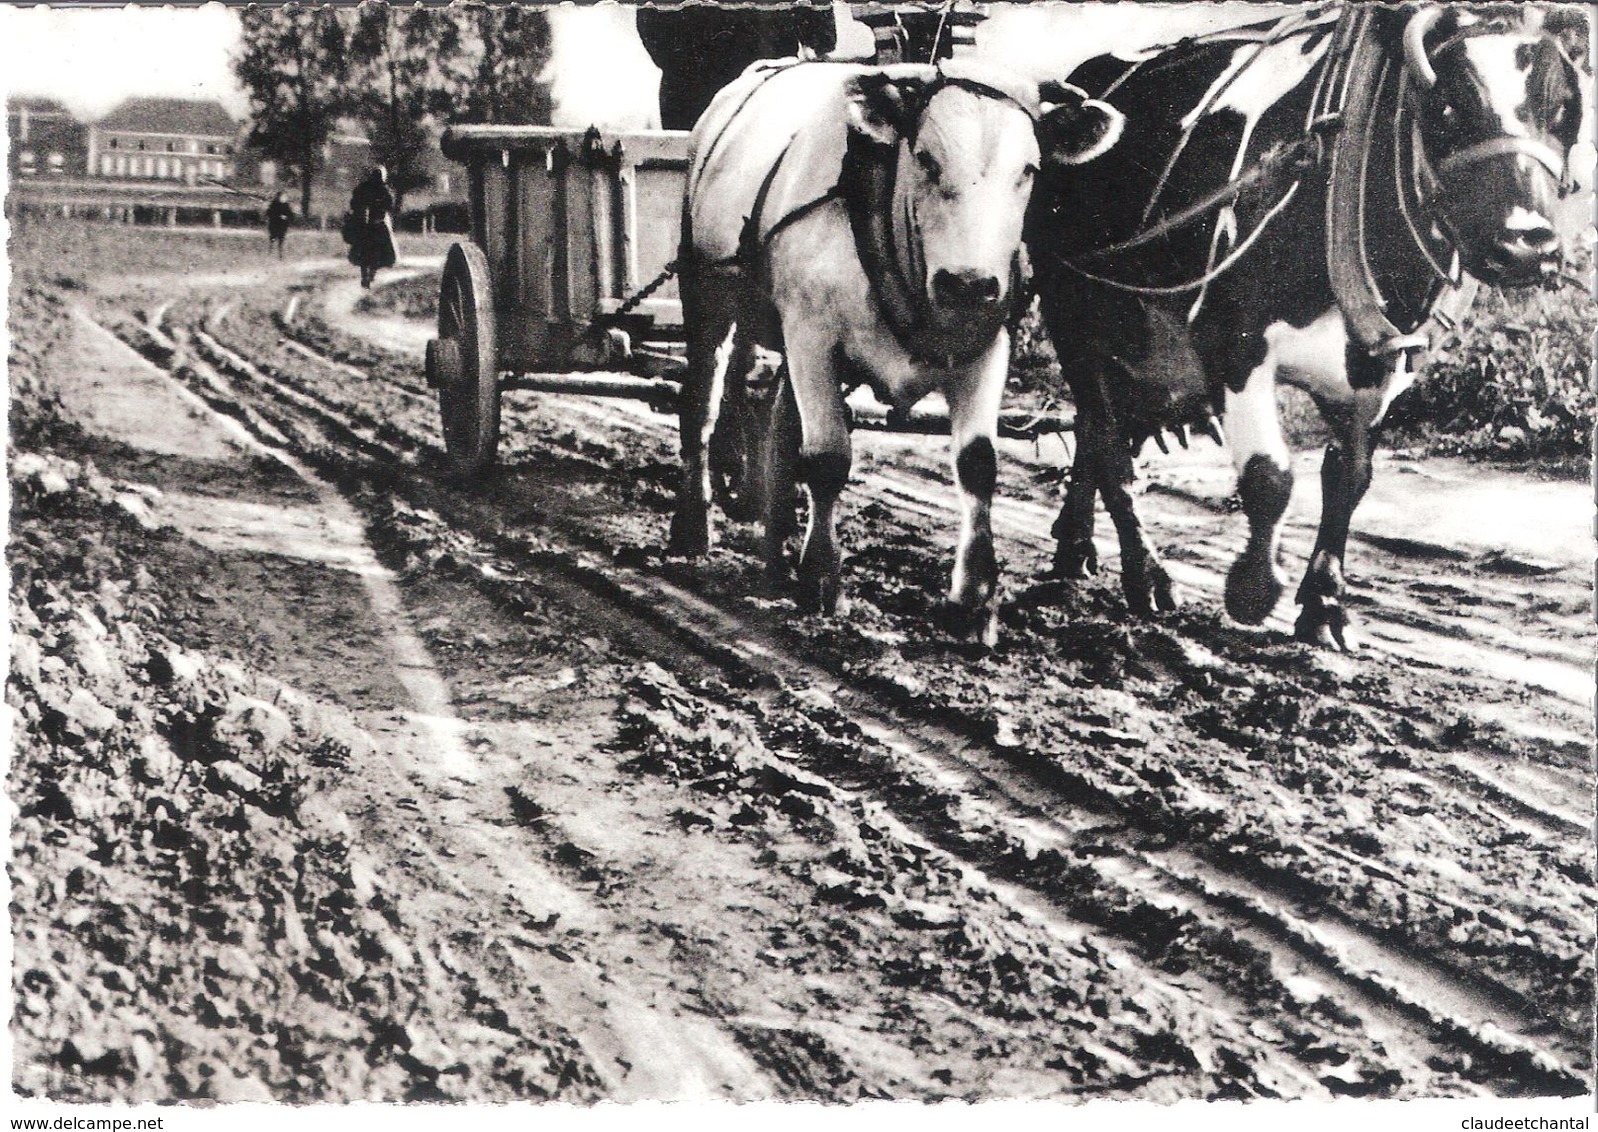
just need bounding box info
[77,266,1594,1100]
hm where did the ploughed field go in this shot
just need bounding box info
[9,225,1593,1102]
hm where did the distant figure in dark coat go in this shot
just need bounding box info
[265,191,294,258]
[347,166,397,288]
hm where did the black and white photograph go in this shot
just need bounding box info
[3,0,1595,1119]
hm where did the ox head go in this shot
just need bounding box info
[1401,5,1583,285]
[844,66,1124,332]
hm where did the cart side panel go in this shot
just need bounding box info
[474,156,514,370]
[561,154,597,333]
[631,157,685,314]
[593,135,688,332]
[446,126,690,368]
[509,150,561,373]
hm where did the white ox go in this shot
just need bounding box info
[667,59,1123,645]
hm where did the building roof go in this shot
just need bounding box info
[97,96,235,137]
[7,95,75,118]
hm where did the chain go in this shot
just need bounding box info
[601,259,680,328]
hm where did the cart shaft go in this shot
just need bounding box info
[496,372,1073,440]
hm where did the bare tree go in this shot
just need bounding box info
[346,3,459,214]
[234,6,350,219]
[442,5,554,126]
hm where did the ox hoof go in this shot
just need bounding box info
[665,508,711,559]
[940,601,1000,649]
[1224,546,1283,626]
[797,573,843,617]
[1124,564,1180,619]
[761,556,794,593]
[1047,542,1099,581]
[1294,597,1355,651]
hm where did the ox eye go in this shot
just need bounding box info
[915,149,943,183]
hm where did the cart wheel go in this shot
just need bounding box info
[432,242,499,479]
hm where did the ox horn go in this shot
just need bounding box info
[1403,7,1444,90]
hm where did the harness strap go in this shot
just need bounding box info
[1326,8,1418,357]
[1056,181,1301,297]
[842,135,1018,367]
[688,57,811,203]
[1075,132,1322,263]
[1394,87,1461,288]
[1433,135,1566,183]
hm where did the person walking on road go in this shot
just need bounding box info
[265,191,294,258]
[346,166,397,288]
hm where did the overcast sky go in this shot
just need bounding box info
[0,2,672,127]
[0,2,1285,131]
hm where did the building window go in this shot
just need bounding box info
[165,141,175,152]
[19,150,36,174]
[137,139,146,151]
[101,155,113,176]
[108,137,118,149]
[49,152,64,173]
[206,143,218,154]
[156,158,167,177]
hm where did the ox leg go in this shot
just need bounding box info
[1067,358,1175,616]
[945,337,1008,646]
[1038,311,1099,580]
[786,336,852,615]
[761,363,802,584]
[1099,450,1178,617]
[1222,359,1294,625]
[1294,386,1381,649]
[1049,432,1100,579]
[667,270,742,557]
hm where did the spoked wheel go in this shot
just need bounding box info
[426,242,499,480]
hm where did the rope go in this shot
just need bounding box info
[1072,130,1323,263]
[1053,180,1300,296]
[1048,13,1341,299]
[1137,9,1324,228]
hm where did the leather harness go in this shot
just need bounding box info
[688,62,1037,369]
[1053,9,1574,365]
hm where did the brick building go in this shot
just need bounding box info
[86,96,243,185]
[7,96,88,179]
[6,93,462,229]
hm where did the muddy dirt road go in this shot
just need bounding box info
[10,243,1593,1103]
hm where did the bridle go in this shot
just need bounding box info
[847,67,1038,367]
[1402,11,1578,199]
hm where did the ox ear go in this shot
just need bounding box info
[1037,81,1124,167]
[846,73,932,147]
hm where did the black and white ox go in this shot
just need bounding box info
[668,59,1123,644]
[1026,5,1583,647]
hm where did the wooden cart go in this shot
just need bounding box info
[426,122,1071,482]
[425,124,689,477]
